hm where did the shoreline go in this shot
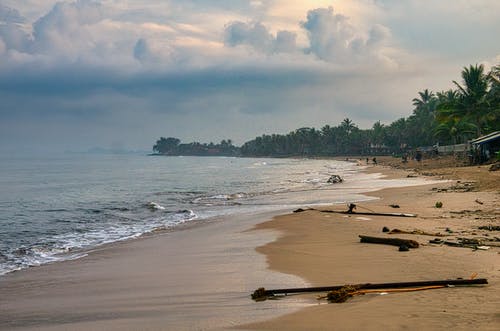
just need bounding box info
[0,209,311,331]
[242,160,500,330]
[1,158,498,330]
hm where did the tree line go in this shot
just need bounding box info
[154,63,500,157]
[153,137,239,156]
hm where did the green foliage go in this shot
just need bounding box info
[435,201,443,208]
[154,62,500,157]
[153,138,239,156]
[436,64,499,140]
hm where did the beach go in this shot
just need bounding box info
[1,158,499,330]
[244,158,500,330]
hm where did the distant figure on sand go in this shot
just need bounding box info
[415,150,422,162]
[372,157,377,165]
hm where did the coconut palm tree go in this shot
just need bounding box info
[412,89,436,113]
[452,64,491,136]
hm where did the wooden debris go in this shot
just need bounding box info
[325,210,417,217]
[489,163,500,171]
[359,235,420,248]
[292,206,417,217]
[327,175,343,183]
[479,225,500,231]
[326,285,447,303]
[429,237,493,250]
[251,278,488,301]
[388,228,445,237]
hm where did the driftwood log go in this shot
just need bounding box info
[335,211,417,217]
[388,228,445,237]
[359,235,420,248]
[293,208,417,218]
[252,278,488,301]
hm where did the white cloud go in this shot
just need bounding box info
[301,6,393,66]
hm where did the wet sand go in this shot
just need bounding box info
[0,212,309,331]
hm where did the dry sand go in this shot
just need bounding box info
[1,157,499,331]
[243,159,500,331]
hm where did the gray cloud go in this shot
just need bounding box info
[224,21,297,54]
[0,1,498,153]
[0,5,30,52]
[0,4,25,24]
[133,38,150,62]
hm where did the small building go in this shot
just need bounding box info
[470,131,500,163]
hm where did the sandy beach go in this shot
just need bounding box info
[244,158,500,330]
[1,157,499,330]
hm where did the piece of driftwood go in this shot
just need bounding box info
[323,210,417,217]
[251,278,488,301]
[388,228,445,237]
[292,205,417,217]
[359,235,420,248]
[479,225,500,231]
[429,238,493,250]
[325,285,447,303]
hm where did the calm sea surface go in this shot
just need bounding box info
[0,154,424,275]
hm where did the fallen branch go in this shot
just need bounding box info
[251,278,488,301]
[388,228,446,237]
[326,210,417,217]
[359,235,420,248]
[324,285,447,303]
[478,225,500,231]
[292,205,417,217]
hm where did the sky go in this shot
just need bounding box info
[1,0,499,153]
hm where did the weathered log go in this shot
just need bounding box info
[323,210,417,217]
[479,225,500,231]
[388,228,446,237]
[359,235,420,248]
[252,278,488,301]
[292,207,417,217]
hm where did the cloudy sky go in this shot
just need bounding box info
[1,0,499,153]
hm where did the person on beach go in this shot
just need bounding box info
[372,157,377,165]
[415,150,422,162]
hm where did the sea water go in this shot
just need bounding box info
[0,154,427,275]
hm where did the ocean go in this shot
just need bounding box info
[0,154,424,276]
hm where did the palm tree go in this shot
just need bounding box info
[487,64,500,131]
[406,90,438,146]
[412,89,436,113]
[434,119,476,145]
[452,64,491,136]
[340,118,356,135]
[436,89,460,123]
[370,121,385,146]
